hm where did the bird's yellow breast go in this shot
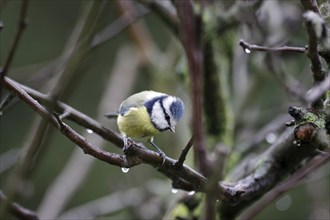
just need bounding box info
[117,106,159,140]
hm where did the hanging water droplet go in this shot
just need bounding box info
[188,191,195,195]
[244,48,251,54]
[171,188,178,194]
[276,194,292,211]
[0,111,3,116]
[86,129,93,134]
[266,133,277,144]
[121,167,129,173]
[293,140,301,146]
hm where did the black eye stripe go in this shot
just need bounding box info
[160,100,171,128]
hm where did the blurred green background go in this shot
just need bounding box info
[1,1,329,219]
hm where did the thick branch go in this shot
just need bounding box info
[173,0,210,176]
[1,76,213,196]
[219,119,329,219]
[240,148,330,220]
[203,39,232,142]
[219,103,330,218]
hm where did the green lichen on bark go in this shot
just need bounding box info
[202,7,235,147]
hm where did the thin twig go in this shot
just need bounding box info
[115,0,155,64]
[0,21,4,32]
[58,182,153,219]
[0,93,15,113]
[0,2,147,113]
[175,136,194,168]
[1,6,108,213]
[47,0,103,103]
[91,6,149,47]
[37,46,141,219]
[0,191,39,220]
[265,54,307,102]
[239,39,306,54]
[1,0,29,76]
[305,73,330,105]
[0,0,29,113]
[303,11,326,83]
[240,149,330,220]
[139,0,179,35]
[17,81,123,148]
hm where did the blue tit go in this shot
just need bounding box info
[107,90,185,162]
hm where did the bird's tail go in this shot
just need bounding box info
[104,111,119,119]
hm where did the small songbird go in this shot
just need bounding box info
[106,90,185,162]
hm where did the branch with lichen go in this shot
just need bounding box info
[240,147,330,220]
[218,104,329,219]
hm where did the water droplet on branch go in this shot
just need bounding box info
[86,129,93,134]
[121,167,129,173]
[244,48,251,54]
[171,188,178,194]
[276,194,292,211]
[266,133,277,144]
[188,191,195,195]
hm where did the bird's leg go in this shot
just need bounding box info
[122,136,133,153]
[149,138,166,166]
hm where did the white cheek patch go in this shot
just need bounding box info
[162,97,175,118]
[151,101,168,130]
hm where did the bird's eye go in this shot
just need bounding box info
[165,114,170,122]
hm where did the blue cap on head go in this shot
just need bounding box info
[170,99,184,121]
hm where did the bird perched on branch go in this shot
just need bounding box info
[106,90,185,164]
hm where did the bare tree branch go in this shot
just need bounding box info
[219,104,330,219]
[239,39,306,54]
[240,148,330,220]
[0,0,29,77]
[1,77,213,198]
[175,136,194,168]
[138,0,179,35]
[305,72,330,105]
[92,6,149,47]
[303,11,326,84]
[37,45,141,219]
[0,191,39,220]
[173,0,210,177]
[1,1,329,219]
